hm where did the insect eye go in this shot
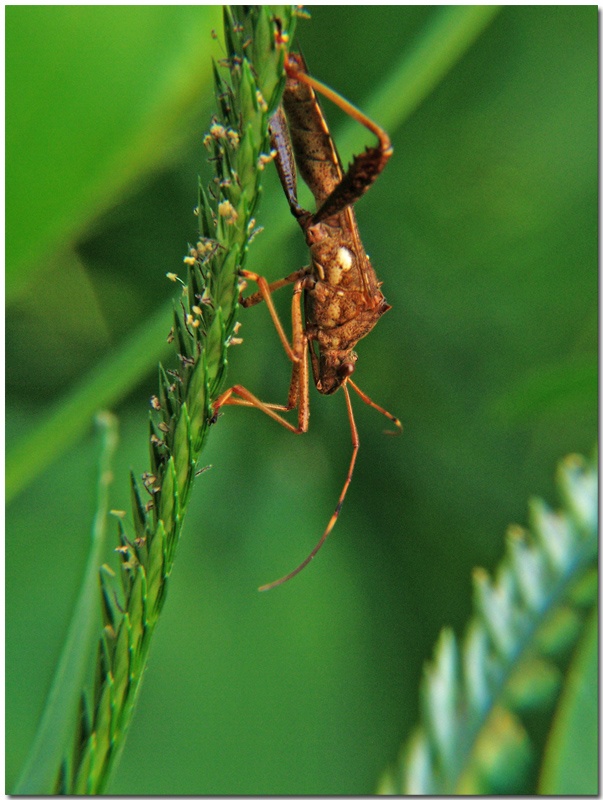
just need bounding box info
[338,362,355,378]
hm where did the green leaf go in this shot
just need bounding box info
[111,619,132,729]
[338,5,501,158]
[73,736,95,796]
[539,609,598,794]
[145,520,167,619]
[13,413,119,794]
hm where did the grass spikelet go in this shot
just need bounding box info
[56,7,297,793]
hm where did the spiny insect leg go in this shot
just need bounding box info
[284,55,392,223]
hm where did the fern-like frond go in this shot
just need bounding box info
[379,452,597,795]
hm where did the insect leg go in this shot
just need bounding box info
[258,380,359,591]
[212,378,306,433]
[213,277,310,423]
[237,269,304,364]
[284,55,392,224]
[347,378,403,434]
[241,266,309,309]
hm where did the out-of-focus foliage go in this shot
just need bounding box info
[12,414,119,795]
[539,605,598,794]
[6,5,222,299]
[379,454,597,794]
[6,6,596,795]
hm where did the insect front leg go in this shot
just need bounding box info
[212,275,310,430]
[237,268,306,364]
[240,266,309,309]
[257,374,403,591]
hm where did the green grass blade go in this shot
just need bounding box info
[6,305,172,504]
[12,413,119,794]
[360,5,501,139]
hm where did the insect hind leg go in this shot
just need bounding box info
[284,55,392,224]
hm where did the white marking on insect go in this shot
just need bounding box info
[329,247,354,285]
[337,247,353,271]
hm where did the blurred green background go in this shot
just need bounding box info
[6,6,596,795]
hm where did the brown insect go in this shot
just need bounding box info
[213,53,401,590]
